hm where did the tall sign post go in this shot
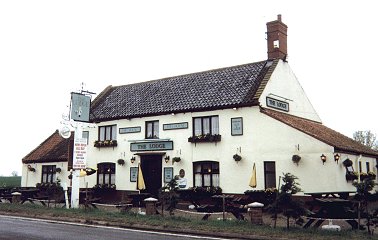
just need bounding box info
[69,91,91,208]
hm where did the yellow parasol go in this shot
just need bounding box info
[249,163,257,188]
[137,163,146,190]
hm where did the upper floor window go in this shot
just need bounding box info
[99,125,117,141]
[41,165,56,183]
[146,121,159,139]
[193,116,219,136]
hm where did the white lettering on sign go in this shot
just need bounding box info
[266,97,289,112]
[73,138,87,169]
[130,141,173,152]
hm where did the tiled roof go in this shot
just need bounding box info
[90,60,277,122]
[22,130,73,164]
[261,107,378,157]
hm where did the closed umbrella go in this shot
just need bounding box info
[137,163,146,190]
[249,163,257,188]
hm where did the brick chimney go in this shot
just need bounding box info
[266,14,288,60]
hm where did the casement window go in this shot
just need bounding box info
[97,162,115,185]
[193,116,219,136]
[41,165,56,183]
[359,161,362,173]
[193,161,220,187]
[146,121,159,139]
[98,125,117,141]
[264,161,276,189]
[366,162,370,173]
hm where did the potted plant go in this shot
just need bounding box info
[233,154,242,162]
[172,157,181,163]
[117,159,125,166]
[292,155,301,165]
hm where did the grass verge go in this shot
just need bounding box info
[0,203,376,240]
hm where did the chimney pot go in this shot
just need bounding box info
[277,14,282,22]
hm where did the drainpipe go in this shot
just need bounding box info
[357,154,362,183]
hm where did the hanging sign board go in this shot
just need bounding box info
[70,92,91,122]
[73,138,87,169]
[266,97,289,112]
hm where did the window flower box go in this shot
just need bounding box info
[188,134,221,143]
[346,171,358,181]
[94,140,118,148]
[368,171,376,179]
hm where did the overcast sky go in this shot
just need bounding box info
[0,1,377,176]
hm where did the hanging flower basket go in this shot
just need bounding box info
[292,155,301,165]
[233,154,242,162]
[27,165,36,172]
[117,159,125,166]
[55,167,62,173]
[172,157,181,163]
[342,159,353,167]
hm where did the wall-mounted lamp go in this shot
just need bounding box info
[320,154,327,165]
[164,156,170,163]
[334,153,340,163]
[130,156,136,164]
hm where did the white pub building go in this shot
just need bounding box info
[22,15,378,200]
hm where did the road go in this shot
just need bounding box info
[0,215,235,240]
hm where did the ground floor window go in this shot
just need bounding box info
[97,162,115,185]
[41,165,56,183]
[264,161,276,189]
[193,161,219,187]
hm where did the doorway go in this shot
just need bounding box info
[140,155,162,197]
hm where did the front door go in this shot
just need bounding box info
[141,155,162,197]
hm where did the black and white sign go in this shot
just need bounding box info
[130,141,174,152]
[119,127,141,134]
[231,117,243,136]
[266,97,289,112]
[163,122,188,130]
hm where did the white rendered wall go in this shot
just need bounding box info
[21,162,69,188]
[260,60,322,122]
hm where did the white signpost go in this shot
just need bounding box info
[59,86,95,209]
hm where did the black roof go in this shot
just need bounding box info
[90,60,277,122]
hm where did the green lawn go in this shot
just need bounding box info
[0,203,376,240]
[0,176,21,187]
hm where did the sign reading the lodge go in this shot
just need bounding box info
[266,97,289,112]
[130,141,174,152]
[119,127,141,134]
[163,122,188,130]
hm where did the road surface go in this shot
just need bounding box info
[0,215,235,240]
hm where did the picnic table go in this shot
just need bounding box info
[303,197,361,229]
[195,194,247,220]
[304,191,354,200]
[0,187,13,203]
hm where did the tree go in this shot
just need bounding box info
[11,171,18,177]
[268,173,309,229]
[353,177,376,234]
[353,130,378,150]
